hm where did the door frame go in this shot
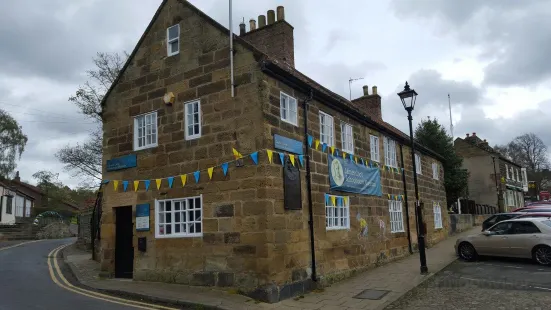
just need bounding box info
[114,205,134,278]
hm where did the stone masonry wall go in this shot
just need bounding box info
[101,0,274,290]
[260,75,448,287]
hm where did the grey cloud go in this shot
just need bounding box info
[390,0,551,87]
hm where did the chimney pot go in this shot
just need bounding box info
[267,10,275,24]
[362,85,369,96]
[372,86,378,95]
[249,19,256,31]
[466,133,470,137]
[239,22,246,36]
[277,6,285,21]
[258,15,266,28]
[473,132,476,136]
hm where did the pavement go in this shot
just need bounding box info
[385,257,551,309]
[62,226,483,310]
[0,238,140,309]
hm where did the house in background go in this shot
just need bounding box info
[455,133,526,212]
[99,0,448,303]
[0,180,35,225]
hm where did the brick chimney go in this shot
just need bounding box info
[241,6,295,67]
[14,171,20,182]
[351,85,382,120]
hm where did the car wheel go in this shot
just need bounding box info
[533,245,551,265]
[458,242,478,261]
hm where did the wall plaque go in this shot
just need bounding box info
[274,134,303,155]
[107,154,137,171]
[283,157,302,210]
[136,203,150,231]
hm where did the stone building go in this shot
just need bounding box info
[455,133,527,212]
[100,0,448,303]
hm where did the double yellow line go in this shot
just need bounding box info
[47,244,179,309]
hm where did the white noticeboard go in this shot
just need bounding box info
[136,204,150,231]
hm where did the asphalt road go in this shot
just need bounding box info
[385,257,551,309]
[0,239,138,310]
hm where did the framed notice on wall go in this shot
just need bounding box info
[136,204,150,231]
[283,157,302,210]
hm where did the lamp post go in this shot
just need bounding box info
[397,81,428,274]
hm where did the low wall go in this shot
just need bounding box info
[474,215,491,226]
[449,214,474,235]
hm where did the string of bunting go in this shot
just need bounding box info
[324,193,405,207]
[103,147,308,192]
[308,134,404,175]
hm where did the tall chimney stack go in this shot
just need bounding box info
[362,85,369,96]
[372,86,378,95]
[239,22,246,36]
[352,85,382,120]
[258,15,266,28]
[249,19,256,31]
[277,6,285,21]
[267,10,275,24]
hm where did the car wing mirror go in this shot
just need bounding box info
[482,230,493,236]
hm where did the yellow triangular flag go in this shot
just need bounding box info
[180,175,187,187]
[330,146,335,155]
[232,148,243,159]
[315,140,320,150]
[208,167,214,180]
[342,152,346,159]
[156,179,162,190]
[134,181,139,192]
[354,156,358,164]
[330,195,336,206]
[343,196,348,204]
[289,154,295,166]
[267,150,273,163]
[387,194,391,199]
[113,180,119,191]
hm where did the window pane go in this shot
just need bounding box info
[166,212,172,223]
[195,223,202,233]
[170,41,179,53]
[194,125,199,134]
[194,102,199,113]
[166,201,172,212]
[166,224,172,234]
[168,25,179,39]
[175,212,180,222]
[174,201,180,211]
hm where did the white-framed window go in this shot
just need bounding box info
[432,162,439,180]
[389,200,404,233]
[370,135,380,162]
[510,166,514,181]
[15,196,24,217]
[134,111,158,150]
[433,202,443,229]
[25,200,31,217]
[383,137,397,167]
[340,122,354,154]
[325,194,350,230]
[155,195,203,238]
[185,100,201,140]
[415,154,422,175]
[167,24,180,56]
[319,111,334,147]
[505,164,509,179]
[5,196,13,214]
[280,92,298,126]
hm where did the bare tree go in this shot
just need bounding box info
[0,109,28,179]
[56,52,127,185]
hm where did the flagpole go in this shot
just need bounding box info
[229,0,235,97]
[448,94,454,145]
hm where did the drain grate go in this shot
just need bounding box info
[353,289,390,300]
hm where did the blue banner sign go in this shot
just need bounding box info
[136,204,150,231]
[328,155,382,196]
[274,134,303,155]
[106,154,137,171]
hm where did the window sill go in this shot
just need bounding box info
[326,227,350,231]
[281,118,298,127]
[134,143,158,152]
[155,232,203,239]
[167,51,180,57]
[185,134,201,141]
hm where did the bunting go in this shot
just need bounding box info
[279,152,285,166]
[298,155,304,167]
[232,148,243,160]
[167,177,174,188]
[193,171,200,183]
[342,152,346,159]
[289,154,295,166]
[113,180,119,191]
[221,163,229,176]
[308,135,313,147]
[330,195,336,206]
[123,181,129,192]
[315,140,320,150]
[208,167,214,180]
[325,194,330,205]
[266,150,273,164]
[156,179,162,190]
[250,152,259,165]
[330,146,335,155]
[134,180,139,192]
[180,175,187,187]
[322,143,327,152]
[144,180,151,191]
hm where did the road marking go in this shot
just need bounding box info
[48,244,179,310]
[0,240,42,251]
[477,262,524,269]
[460,276,551,291]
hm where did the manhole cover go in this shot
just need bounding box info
[353,289,390,300]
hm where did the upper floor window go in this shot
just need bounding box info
[505,164,510,179]
[167,24,180,56]
[185,100,201,140]
[280,92,298,126]
[319,111,334,147]
[340,122,354,154]
[415,154,422,174]
[383,137,397,167]
[370,135,380,162]
[432,162,439,180]
[134,111,158,151]
[155,195,203,238]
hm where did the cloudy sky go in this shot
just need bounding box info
[2,0,550,187]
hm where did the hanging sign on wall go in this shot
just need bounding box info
[328,155,382,196]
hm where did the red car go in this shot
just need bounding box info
[513,203,551,212]
[515,212,551,219]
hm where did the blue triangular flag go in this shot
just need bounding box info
[322,143,327,152]
[279,153,285,166]
[360,158,365,166]
[335,149,339,157]
[298,155,304,167]
[337,197,343,205]
[250,152,259,165]
[308,135,313,147]
[221,162,229,176]
[102,180,110,184]
[368,161,372,168]
[325,194,329,205]
[194,171,200,183]
[167,177,174,188]
[144,180,151,191]
[122,181,129,192]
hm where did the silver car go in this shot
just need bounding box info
[455,217,551,265]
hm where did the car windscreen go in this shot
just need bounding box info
[541,220,551,228]
[524,208,551,212]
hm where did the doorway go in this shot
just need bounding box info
[115,206,134,278]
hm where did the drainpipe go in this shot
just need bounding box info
[399,145,413,254]
[303,89,317,282]
[492,156,500,212]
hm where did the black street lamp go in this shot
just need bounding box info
[397,81,428,274]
